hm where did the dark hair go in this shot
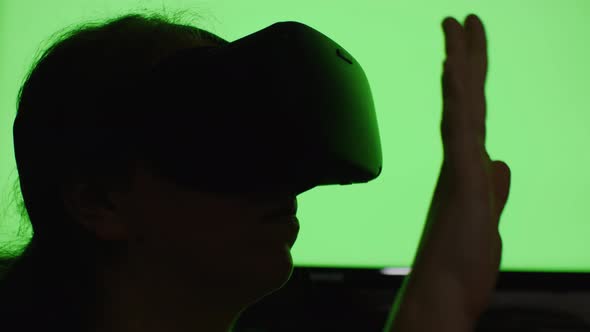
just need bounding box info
[0,9,229,330]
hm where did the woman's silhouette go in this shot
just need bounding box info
[1,11,302,332]
[0,10,511,332]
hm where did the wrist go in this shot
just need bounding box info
[384,273,479,332]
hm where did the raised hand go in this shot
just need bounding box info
[385,14,512,332]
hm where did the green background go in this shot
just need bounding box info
[1,0,589,272]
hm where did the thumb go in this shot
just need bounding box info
[491,160,512,221]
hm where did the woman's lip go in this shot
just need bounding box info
[260,216,300,247]
[261,214,299,225]
[265,206,297,217]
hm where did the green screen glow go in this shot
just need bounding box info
[1,0,590,273]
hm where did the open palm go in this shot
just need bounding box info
[388,15,513,331]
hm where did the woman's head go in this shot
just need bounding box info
[2,11,299,332]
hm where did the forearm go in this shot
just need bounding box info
[382,271,477,332]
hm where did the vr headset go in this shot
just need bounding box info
[13,21,383,203]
